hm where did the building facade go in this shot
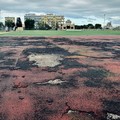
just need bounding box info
[41,14,64,28]
[61,19,75,30]
[24,13,75,30]
[24,14,42,23]
[24,13,65,29]
[24,14,43,29]
[5,17,15,23]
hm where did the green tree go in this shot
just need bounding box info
[5,20,15,30]
[87,24,94,29]
[37,21,45,30]
[44,23,51,30]
[37,21,51,30]
[16,17,22,27]
[24,19,35,30]
[55,22,59,30]
[51,21,56,30]
[95,24,102,29]
[0,22,4,30]
[83,25,88,29]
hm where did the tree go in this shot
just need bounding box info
[5,20,15,31]
[24,19,35,30]
[0,22,4,30]
[55,22,59,30]
[87,24,94,29]
[105,22,112,29]
[75,25,82,29]
[16,17,22,27]
[37,21,45,30]
[95,24,102,29]
[83,25,88,29]
[51,21,59,30]
[44,23,51,30]
[37,21,51,30]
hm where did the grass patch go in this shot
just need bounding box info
[0,30,120,36]
[0,32,7,35]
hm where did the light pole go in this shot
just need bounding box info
[0,10,3,23]
[0,10,1,22]
[104,14,106,27]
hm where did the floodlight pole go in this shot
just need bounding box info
[104,14,106,27]
[0,10,2,23]
[0,10,1,21]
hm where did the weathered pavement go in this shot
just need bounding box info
[0,36,120,120]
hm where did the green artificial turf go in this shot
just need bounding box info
[0,30,120,36]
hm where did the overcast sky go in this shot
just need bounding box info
[0,0,120,26]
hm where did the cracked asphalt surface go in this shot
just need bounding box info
[0,36,120,120]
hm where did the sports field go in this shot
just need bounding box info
[0,29,120,36]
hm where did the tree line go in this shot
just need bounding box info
[75,24,102,29]
[24,19,59,30]
[24,19,52,30]
[0,17,110,31]
[24,19,103,30]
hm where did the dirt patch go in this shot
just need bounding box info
[107,113,120,120]
[34,79,66,85]
[28,54,63,67]
[33,77,78,88]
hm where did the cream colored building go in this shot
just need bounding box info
[5,17,15,23]
[41,14,64,27]
[61,19,75,30]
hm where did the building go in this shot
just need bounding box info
[24,13,76,30]
[5,17,15,23]
[24,14,42,23]
[24,14,43,29]
[24,13,65,29]
[41,14,64,29]
[62,19,75,30]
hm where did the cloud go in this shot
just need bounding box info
[0,0,120,26]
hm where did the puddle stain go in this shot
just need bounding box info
[62,58,89,69]
[0,113,7,120]
[75,68,113,88]
[23,47,72,56]
[103,100,120,115]
[16,59,37,70]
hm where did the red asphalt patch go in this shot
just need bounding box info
[0,36,120,120]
